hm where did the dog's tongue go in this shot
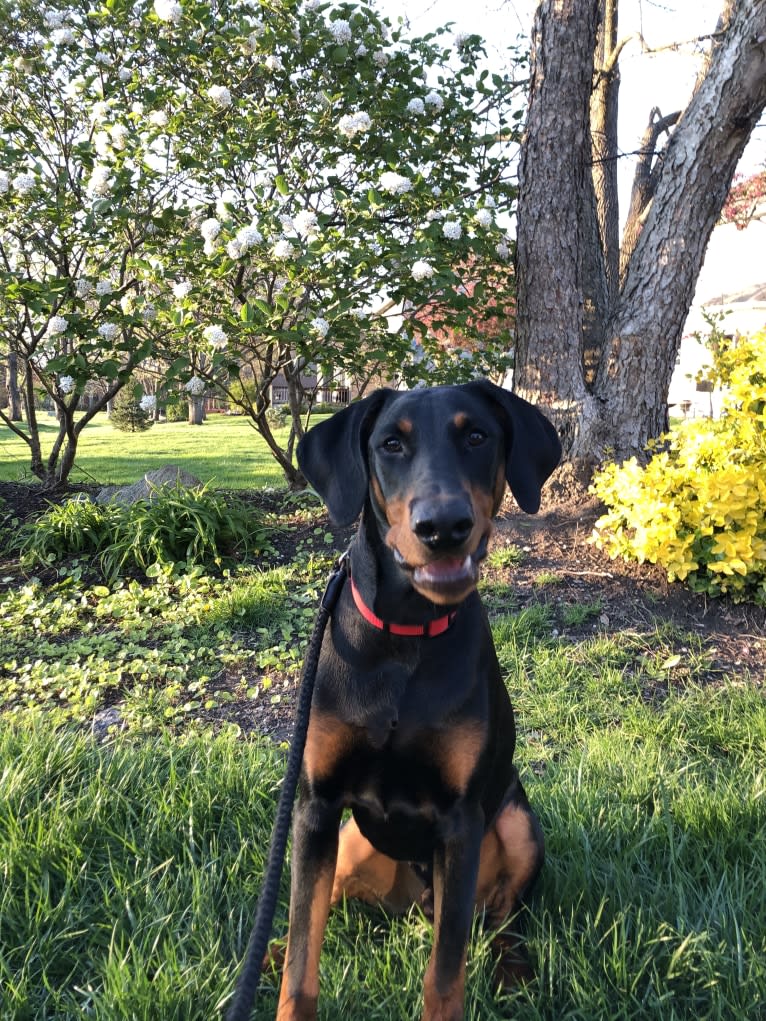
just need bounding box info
[413,555,473,584]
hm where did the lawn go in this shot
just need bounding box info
[0,412,295,489]
[1,527,764,1019]
[0,423,764,1020]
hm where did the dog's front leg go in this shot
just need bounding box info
[422,805,484,1021]
[277,792,341,1021]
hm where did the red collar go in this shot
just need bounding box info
[349,577,457,637]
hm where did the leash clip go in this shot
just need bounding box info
[320,549,350,614]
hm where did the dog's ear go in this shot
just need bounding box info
[463,379,562,513]
[297,389,394,526]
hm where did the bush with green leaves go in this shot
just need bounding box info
[19,484,271,580]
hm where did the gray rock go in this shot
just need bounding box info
[95,465,203,505]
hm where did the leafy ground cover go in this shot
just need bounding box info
[0,480,764,1019]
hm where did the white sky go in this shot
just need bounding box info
[377,0,766,226]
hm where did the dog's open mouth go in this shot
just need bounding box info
[393,533,490,601]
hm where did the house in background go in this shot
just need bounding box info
[669,210,766,419]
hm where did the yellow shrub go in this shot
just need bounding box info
[591,329,766,603]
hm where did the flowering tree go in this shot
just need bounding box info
[143,0,522,484]
[721,169,766,230]
[0,0,191,486]
[1,0,522,488]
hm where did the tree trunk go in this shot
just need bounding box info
[188,396,204,425]
[514,0,601,456]
[7,351,23,421]
[515,0,766,466]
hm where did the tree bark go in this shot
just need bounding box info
[7,351,23,421]
[514,0,601,455]
[515,0,766,465]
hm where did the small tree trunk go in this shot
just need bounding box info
[188,396,204,425]
[7,351,23,421]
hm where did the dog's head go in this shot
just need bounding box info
[297,381,561,604]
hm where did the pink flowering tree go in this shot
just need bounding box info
[1,0,522,488]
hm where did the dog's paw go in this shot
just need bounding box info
[491,934,535,989]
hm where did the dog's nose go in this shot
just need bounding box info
[411,498,474,551]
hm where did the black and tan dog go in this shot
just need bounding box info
[275,380,561,1021]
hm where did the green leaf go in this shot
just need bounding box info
[275,174,289,196]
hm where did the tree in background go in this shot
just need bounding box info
[109,383,155,433]
[514,0,766,469]
[1,0,523,488]
[149,0,521,484]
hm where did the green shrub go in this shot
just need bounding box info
[591,329,766,603]
[163,399,188,422]
[19,484,271,580]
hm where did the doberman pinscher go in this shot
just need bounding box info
[275,380,561,1021]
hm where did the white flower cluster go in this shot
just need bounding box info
[329,19,352,45]
[338,111,371,139]
[200,217,221,256]
[293,210,318,236]
[154,0,182,24]
[442,220,462,241]
[311,316,330,337]
[227,224,263,259]
[46,315,68,337]
[185,376,205,396]
[264,54,284,72]
[411,260,435,282]
[425,91,444,111]
[95,279,112,296]
[149,109,169,128]
[373,49,389,67]
[58,375,75,394]
[208,85,232,108]
[406,98,425,116]
[475,208,493,228]
[0,171,8,195]
[98,322,120,341]
[272,238,294,259]
[140,394,157,413]
[203,325,228,349]
[379,171,412,196]
[173,280,192,299]
[51,27,75,45]
[75,278,92,298]
[496,240,511,260]
[43,8,66,28]
[12,172,36,195]
[87,166,112,198]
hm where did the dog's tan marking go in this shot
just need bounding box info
[277,861,335,1020]
[433,721,485,794]
[452,411,468,429]
[332,817,425,912]
[422,952,467,1021]
[475,801,542,925]
[303,712,354,782]
[397,417,413,434]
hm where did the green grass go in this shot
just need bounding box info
[1,561,765,1019]
[0,412,294,489]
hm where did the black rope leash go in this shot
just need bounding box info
[226,554,349,1021]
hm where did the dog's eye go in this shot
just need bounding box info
[382,437,404,454]
[467,429,487,447]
